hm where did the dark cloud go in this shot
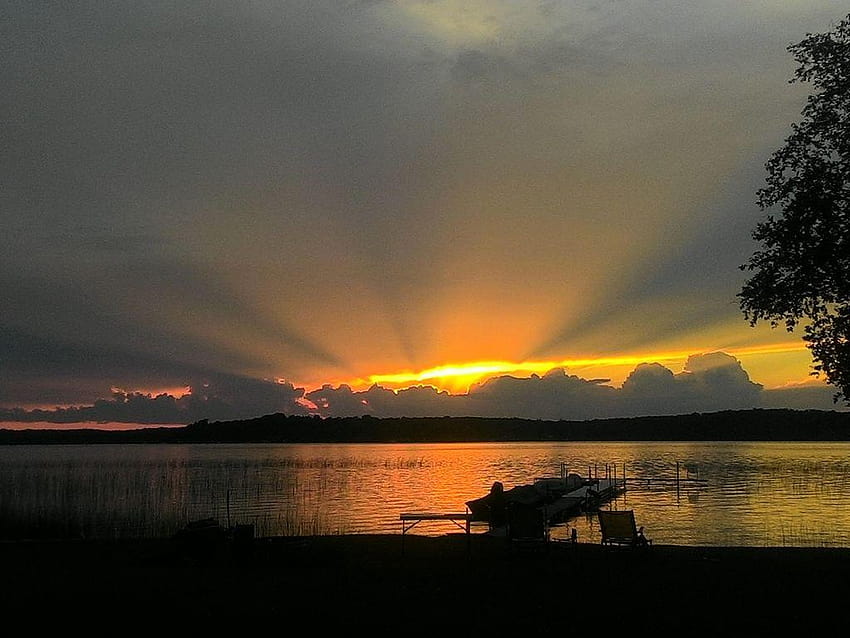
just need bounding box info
[1,374,307,424]
[620,363,678,397]
[463,368,618,420]
[761,385,846,412]
[620,352,763,416]
[4,352,846,425]
[305,384,370,416]
[0,327,214,407]
[361,384,456,418]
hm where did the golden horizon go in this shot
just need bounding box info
[327,341,812,395]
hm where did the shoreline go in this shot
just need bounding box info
[3,408,850,444]
[4,533,849,629]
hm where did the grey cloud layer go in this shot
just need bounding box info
[3,3,848,413]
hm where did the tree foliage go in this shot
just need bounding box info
[739,14,850,404]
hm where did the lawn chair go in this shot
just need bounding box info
[597,509,651,548]
[506,502,549,552]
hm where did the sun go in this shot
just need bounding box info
[341,341,810,395]
[368,361,538,393]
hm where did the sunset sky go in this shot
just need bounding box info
[3,2,849,426]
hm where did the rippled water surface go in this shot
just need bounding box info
[3,441,850,547]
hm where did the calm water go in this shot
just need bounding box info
[2,441,850,547]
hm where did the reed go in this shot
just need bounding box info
[0,450,367,539]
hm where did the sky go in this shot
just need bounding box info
[3,1,850,427]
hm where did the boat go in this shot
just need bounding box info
[465,467,625,532]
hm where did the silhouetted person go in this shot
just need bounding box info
[488,481,506,529]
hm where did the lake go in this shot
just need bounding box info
[3,441,850,547]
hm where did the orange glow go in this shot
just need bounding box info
[110,385,192,398]
[726,342,812,358]
[369,361,526,393]
[345,341,810,394]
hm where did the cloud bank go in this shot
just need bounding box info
[3,353,844,426]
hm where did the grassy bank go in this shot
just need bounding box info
[3,533,849,631]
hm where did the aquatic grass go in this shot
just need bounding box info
[0,455,276,539]
[262,456,429,470]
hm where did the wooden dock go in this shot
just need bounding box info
[401,463,636,543]
[543,477,625,524]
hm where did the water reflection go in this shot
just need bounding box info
[2,442,850,547]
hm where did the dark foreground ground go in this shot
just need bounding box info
[3,533,849,632]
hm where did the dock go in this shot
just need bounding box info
[465,465,627,532]
[399,460,707,549]
[542,476,624,524]
[400,463,630,545]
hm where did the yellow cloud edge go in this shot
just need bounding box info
[348,341,810,393]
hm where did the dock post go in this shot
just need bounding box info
[676,462,680,502]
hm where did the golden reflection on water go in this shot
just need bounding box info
[3,442,850,546]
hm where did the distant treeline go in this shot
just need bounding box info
[1,408,850,444]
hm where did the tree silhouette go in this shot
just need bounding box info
[739,14,850,404]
